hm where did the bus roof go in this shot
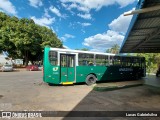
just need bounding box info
[49,47,115,55]
[48,47,144,58]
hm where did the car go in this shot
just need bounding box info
[38,66,43,71]
[1,64,13,72]
[26,65,39,71]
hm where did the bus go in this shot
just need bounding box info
[43,47,146,85]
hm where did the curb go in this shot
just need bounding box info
[93,83,143,92]
[144,84,160,89]
[13,69,27,72]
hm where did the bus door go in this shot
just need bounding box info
[60,54,75,83]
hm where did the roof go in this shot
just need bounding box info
[120,0,160,53]
[50,47,115,56]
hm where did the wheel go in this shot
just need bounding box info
[85,74,97,86]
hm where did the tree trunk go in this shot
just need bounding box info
[24,50,29,66]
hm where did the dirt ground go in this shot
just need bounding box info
[0,71,160,120]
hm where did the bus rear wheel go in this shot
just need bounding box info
[86,74,97,86]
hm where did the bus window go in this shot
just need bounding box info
[112,56,121,66]
[109,56,114,65]
[49,51,57,66]
[78,53,86,65]
[121,57,132,67]
[128,57,141,67]
[95,55,109,66]
[82,60,88,66]
[133,58,140,67]
[68,55,74,67]
[78,53,94,66]
[87,54,94,66]
[121,57,127,66]
[61,55,67,67]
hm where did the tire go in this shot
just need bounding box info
[86,74,97,86]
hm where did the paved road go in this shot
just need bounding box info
[0,71,160,120]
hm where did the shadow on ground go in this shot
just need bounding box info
[61,84,160,120]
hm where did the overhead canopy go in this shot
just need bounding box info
[120,0,160,53]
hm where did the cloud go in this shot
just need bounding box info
[76,5,90,13]
[64,34,75,38]
[81,22,91,27]
[108,13,133,34]
[49,6,62,17]
[61,2,90,13]
[77,22,91,27]
[30,8,55,28]
[28,0,43,8]
[61,0,136,13]
[116,0,137,8]
[66,3,77,10]
[31,16,55,27]
[77,13,91,19]
[44,9,51,18]
[83,30,124,52]
[61,34,75,42]
[82,9,134,52]
[0,0,17,15]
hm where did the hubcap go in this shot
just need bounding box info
[89,77,94,83]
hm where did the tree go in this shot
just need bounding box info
[0,12,63,65]
[106,44,120,54]
[137,53,160,73]
[106,49,111,53]
[0,12,17,57]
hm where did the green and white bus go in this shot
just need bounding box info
[43,47,146,85]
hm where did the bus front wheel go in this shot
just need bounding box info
[86,74,97,86]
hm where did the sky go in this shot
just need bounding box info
[0,0,138,52]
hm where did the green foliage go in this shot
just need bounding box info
[106,44,120,54]
[137,53,160,73]
[0,12,62,65]
[75,48,89,51]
